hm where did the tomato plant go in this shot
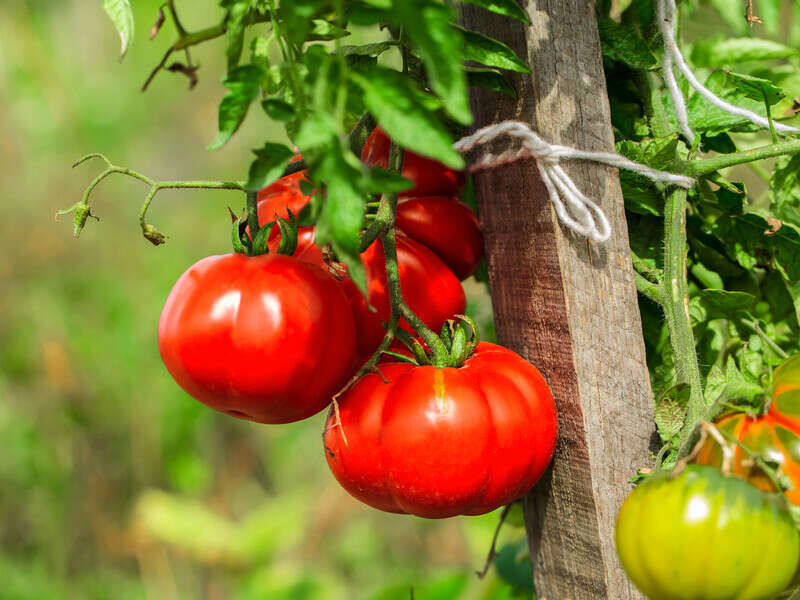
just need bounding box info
[323,341,557,518]
[616,465,800,600]
[158,252,357,424]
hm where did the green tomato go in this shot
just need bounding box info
[616,465,799,600]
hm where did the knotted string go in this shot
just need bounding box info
[454,121,695,243]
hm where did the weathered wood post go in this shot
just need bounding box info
[461,2,654,597]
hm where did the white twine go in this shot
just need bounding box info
[454,121,696,243]
[658,0,800,140]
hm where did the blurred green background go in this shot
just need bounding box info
[0,2,524,599]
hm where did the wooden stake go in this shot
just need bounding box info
[461,2,654,597]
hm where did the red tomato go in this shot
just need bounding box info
[362,231,465,348]
[361,128,466,198]
[323,342,558,518]
[258,188,467,362]
[158,253,357,424]
[396,197,483,279]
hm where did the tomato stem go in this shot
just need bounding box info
[246,190,260,239]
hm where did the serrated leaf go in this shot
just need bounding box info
[103,0,134,59]
[691,36,798,68]
[641,134,680,170]
[352,67,464,169]
[699,289,757,319]
[465,67,516,98]
[313,148,367,256]
[688,71,766,135]
[597,14,657,69]
[726,71,785,106]
[250,36,270,70]
[655,384,689,443]
[461,0,530,23]
[457,27,530,73]
[714,183,746,215]
[245,143,294,191]
[209,65,264,150]
[396,0,472,125]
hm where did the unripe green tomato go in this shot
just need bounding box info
[616,465,799,600]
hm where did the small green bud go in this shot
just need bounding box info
[142,223,167,246]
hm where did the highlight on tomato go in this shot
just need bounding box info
[323,332,558,518]
[158,215,357,425]
[616,465,800,600]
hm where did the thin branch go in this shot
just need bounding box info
[686,139,800,176]
[476,504,512,579]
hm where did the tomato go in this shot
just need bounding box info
[616,465,799,600]
[771,353,800,431]
[257,187,467,362]
[361,128,466,198]
[158,253,357,424]
[695,413,800,505]
[323,342,558,518]
[395,197,483,280]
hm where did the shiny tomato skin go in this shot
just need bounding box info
[771,354,800,431]
[616,465,799,600]
[695,413,800,505]
[257,193,466,362]
[361,231,466,352]
[361,128,466,198]
[396,197,484,280]
[323,342,558,518]
[158,253,357,424]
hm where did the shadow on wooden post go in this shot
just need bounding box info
[461,1,654,597]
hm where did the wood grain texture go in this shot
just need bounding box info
[460,2,654,597]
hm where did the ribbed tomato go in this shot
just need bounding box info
[616,465,800,600]
[323,342,558,518]
[361,127,466,197]
[695,413,800,505]
[158,253,357,424]
[695,353,800,505]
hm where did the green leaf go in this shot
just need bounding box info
[308,19,351,41]
[714,212,800,281]
[208,65,264,150]
[465,67,516,98]
[691,36,798,67]
[597,15,657,70]
[726,71,785,106]
[340,42,396,58]
[493,539,534,592]
[688,71,766,135]
[708,0,750,35]
[461,0,530,23]
[365,168,414,194]
[396,0,472,125]
[654,384,689,443]
[261,99,295,121]
[250,36,270,70]
[698,289,757,320]
[770,155,800,228]
[641,134,680,170]
[457,27,530,73]
[103,0,134,59]
[223,1,249,70]
[352,67,464,168]
[245,143,294,191]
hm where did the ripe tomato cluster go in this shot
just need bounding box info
[157,131,559,518]
[616,353,800,599]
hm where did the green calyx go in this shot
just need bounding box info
[231,209,299,257]
[393,315,480,368]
